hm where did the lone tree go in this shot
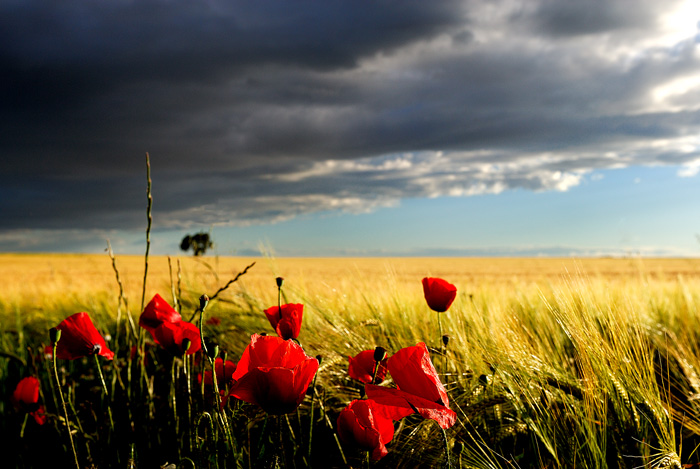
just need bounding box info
[180,232,214,256]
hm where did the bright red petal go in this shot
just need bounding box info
[264,304,304,340]
[139,294,181,333]
[422,277,457,313]
[151,320,201,355]
[337,399,394,461]
[55,312,114,360]
[12,377,40,407]
[348,350,388,384]
[388,342,449,407]
[365,384,456,429]
[31,405,47,425]
[229,334,318,415]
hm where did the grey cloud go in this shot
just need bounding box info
[528,0,659,37]
[1,0,700,246]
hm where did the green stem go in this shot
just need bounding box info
[94,354,115,431]
[53,344,80,469]
[440,424,452,469]
[437,312,443,351]
[307,369,320,464]
[171,358,178,437]
[19,413,28,438]
[199,300,235,458]
[443,341,448,381]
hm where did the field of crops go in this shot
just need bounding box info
[2,253,700,468]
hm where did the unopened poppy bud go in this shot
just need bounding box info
[276,277,284,288]
[315,354,322,364]
[453,441,463,455]
[208,344,219,360]
[199,294,209,311]
[182,338,192,354]
[50,328,61,345]
[222,350,228,363]
[442,335,450,347]
[373,346,387,363]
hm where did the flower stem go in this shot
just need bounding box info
[307,368,320,464]
[94,354,115,431]
[19,413,28,438]
[439,424,452,469]
[437,312,443,351]
[53,343,80,469]
[199,296,236,458]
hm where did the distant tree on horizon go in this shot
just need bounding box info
[180,232,213,256]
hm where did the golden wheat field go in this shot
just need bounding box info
[4,253,700,468]
[4,253,700,309]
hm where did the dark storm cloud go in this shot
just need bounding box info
[1,0,700,249]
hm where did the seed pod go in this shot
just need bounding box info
[373,346,387,362]
[207,344,219,360]
[50,327,61,345]
[199,294,209,311]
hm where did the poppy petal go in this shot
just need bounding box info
[365,384,456,429]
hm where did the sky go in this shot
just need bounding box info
[2,0,700,257]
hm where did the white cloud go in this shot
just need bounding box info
[678,159,700,177]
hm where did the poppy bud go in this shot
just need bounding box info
[373,346,387,363]
[276,277,284,288]
[50,327,61,345]
[199,294,209,311]
[453,441,463,455]
[222,350,228,363]
[208,344,219,360]
[442,335,450,347]
[315,354,322,365]
[182,338,192,354]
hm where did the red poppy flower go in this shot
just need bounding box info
[263,303,304,340]
[229,334,318,415]
[337,399,395,461]
[348,350,389,384]
[421,277,457,313]
[151,320,202,356]
[365,342,456,429]
[55,312,114,360]
[199,357,237,390]
[12,377,46,425]
[139,293,182,334]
